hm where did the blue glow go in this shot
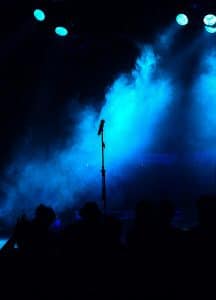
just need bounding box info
[176,14,189,26]
[205,25,216,34]
[0,239,8,249]
[33,9,46,22]
[203,14,216,26]
[50,219,62,231]
[55,27,68,37]
[1,46,173,221]
[193,52,216,147]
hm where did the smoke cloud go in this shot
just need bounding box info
[0,42,174,223]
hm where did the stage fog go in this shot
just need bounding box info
[1,25,216,227]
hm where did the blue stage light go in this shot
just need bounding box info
[0,239,8,249]
[55,26,68,37]
[203,14,216,26]
[176,14,189,26]
[33,9,46,22]
[205,26,216,34]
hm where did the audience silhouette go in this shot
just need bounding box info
[1,196,216,298]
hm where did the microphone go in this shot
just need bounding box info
[98,120,105,136]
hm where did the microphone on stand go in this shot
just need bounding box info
[97,119,106,211]
[98,120,105,136]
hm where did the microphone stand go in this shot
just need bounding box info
[100,125,107,213]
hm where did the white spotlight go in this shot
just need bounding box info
[176,14,189,26]
[203,14,216,27]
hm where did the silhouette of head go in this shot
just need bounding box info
[34,204,56,228]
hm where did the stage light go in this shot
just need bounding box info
[33,9,46,22]
[0,239,8,249]
[205,25,216,34]
[176,14,189,26]
[55,26,68,37]
[203,14,216,26]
